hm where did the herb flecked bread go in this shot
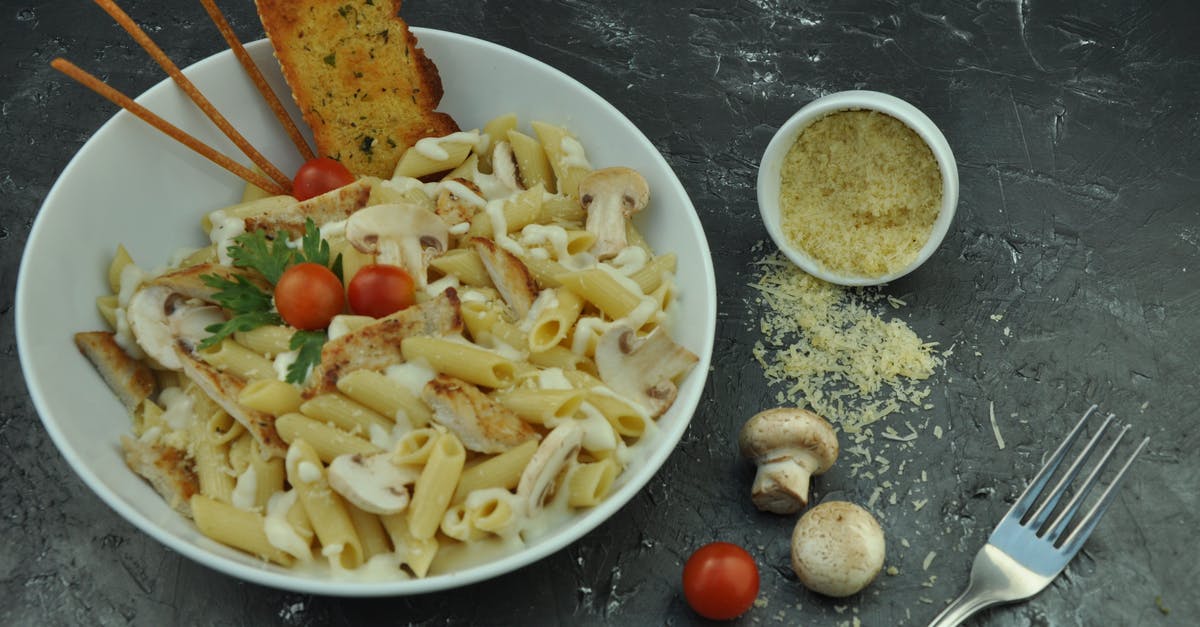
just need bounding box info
[256,0,459,178]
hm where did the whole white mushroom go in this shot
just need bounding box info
[790,501,886,597]
[738,407,839,514]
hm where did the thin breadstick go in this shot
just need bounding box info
[51,57,287,195]
[93,0,293,192]
[199,0,315,161]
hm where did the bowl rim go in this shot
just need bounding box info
[756,89,959,286]
[16,27,716,596]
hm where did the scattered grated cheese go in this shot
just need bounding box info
[989,401,1006,450]
[989,314,1003,322]
[923,551,937,570]
[901,538,911,548]
[912,499,928,511]
[750,253,942,436]
[933,425,944,439]
[886,566,900,576]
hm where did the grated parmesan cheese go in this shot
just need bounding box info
[750,252,942,435]
[778,110,942,278]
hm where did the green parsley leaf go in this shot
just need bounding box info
[227,228,295,284]
[198,310,282,351]
[200,273,273,315]
[286,330,327,384]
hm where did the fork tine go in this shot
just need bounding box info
[1041,424,1129,541]
[1057,436,1150,558]
[1002,405,1098,522]
[1024,413,1116,529]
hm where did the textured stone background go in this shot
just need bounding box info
[2,0,1197,625]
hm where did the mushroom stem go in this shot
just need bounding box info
[751,458,814,514]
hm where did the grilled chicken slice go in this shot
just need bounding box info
[422,375,539,454]
[121,435,200,518]
[75,331,156,411]
[244,178,373,237]
[305,289,464,396]
[178,352,288,457]
[470,237,539,318]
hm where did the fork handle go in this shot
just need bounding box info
[927,588,1003,627]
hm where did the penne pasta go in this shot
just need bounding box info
[452,439,539,504]
[191,495,294,566]
[300,393,393,435]
[506,129,555,192]
[336,369,431,427]
[275,413,382,462]
[531,121,591,197]
[199,338,275,380]
[555,268,644,320]
[392,427,440,467]
[379,513,438,578]
[567,458,620,507]
[495,388,584,425]
[285,439,363,569]
[238,379,303,416]
[528,288,584,353]
[406,432,467,540]
[429,248,493,288]
[400,337,518,389]
[233,325,294,357]
[393,133,477,179]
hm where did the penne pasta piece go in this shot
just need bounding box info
[199,338,276,381]
[439,503,484,542]
[108,244,134,294]
[96,295,120,331]
[555,268,644,320]
[466,488,520,534]
[586,393,650,438]
[406,432,467,540]
[285,439,363,569]
[300,393,393,435]
[347,504,392,561]
[233,325,293,357]
[480,113,518,172]
[178,244,218,267]
[393,132,478,179]
[452,439,539,504]
[567,458,620,507]
[530,346,594,373]
[539,194,585,227]
[192,410,237,503]
[629,252,677,295]
[191,494,294,566]
[379,513,438,578]
[337,369,431,427]
[528,288,583,353]
[392,427,440,467]
[429,248,493,288]
[518,254,568,289]
[531,121,591,197]
[275,413,382,462]
[506,129,555,192]
[400,337,518,389]
[239,379,303,416]
[495,388,585,425]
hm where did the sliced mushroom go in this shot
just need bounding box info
[739,408,839,514]
[435,178,486,226]
[469,237,539,318]
[579,167,649,260]
[327,452,419,515]
[422,374,540,453]
[491,141,524,193]
[126,284,226,371]
[594,324,698,417]
[344,202,449,287]
[517,420,583,515]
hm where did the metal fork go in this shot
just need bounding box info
[928,405,1149,626]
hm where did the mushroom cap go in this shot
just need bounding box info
[790,501,886,597]
[344,202,450,256]
[738,407,839,474]
[578,166,650,217]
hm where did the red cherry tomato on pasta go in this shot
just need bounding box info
[348,264,416,318]
[292,157,354,201]
[274,263,344,330]
[682,542,759,621]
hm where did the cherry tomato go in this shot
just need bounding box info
[274,263,344,330]
[682,542,759,621]
[348,264,416,318]
[292,157,354,201]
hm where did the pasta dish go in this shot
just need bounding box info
[75,116,698,578]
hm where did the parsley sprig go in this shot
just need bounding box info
[199,218,343,384]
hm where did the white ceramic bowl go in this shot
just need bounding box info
[757,90,958,286]
[16,29,716,596]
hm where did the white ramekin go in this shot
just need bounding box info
[756,90,959,286]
